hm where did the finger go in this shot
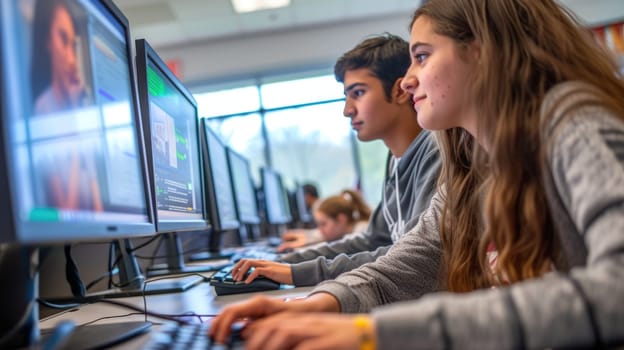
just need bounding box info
[277,242,296,252]
[282,232,296,240]
[210,296,272,342]
[210,306,240,343]
[245,268,261,283]
[234,259,255,280]
[231,259,247,280]
[245,316,300,350]
[295,336,339,350]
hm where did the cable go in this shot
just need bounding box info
[133,246,211,261]
[38,298,82,310]
[97,299,217,324]
[37,297,217,325]
[80,312,147,327]
[107,236,162,290]
[64,245,86,297]
[141,273,215,323]
[130,235,161,252]
[85,267,119,291]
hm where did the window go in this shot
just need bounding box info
[195,86,260,118]
[265,101,357,197]
[205,114,265,185]
[260,75,344,109]
[193,73,386,208]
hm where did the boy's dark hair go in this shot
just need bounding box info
[302,183,319,199]
[334,33,410,101]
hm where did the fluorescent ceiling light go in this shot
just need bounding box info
[231,0,291,13]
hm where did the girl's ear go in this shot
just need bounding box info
[467,39,481,63]
[393,77,412,105]
[336,213,350,225]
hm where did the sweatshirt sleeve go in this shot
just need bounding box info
[289,245,391,286]
[280,204,391,263]
[316,104,624,349]
[310,189,444,311]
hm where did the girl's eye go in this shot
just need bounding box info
[415,53,428,64]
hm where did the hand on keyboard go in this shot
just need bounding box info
[209,265,280,296]
[231,259,294,285]
[144,321,245,350]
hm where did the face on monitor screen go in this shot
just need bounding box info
[0,0,153,242]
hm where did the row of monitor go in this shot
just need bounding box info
[0,0,310,248]
[0,0,314,346]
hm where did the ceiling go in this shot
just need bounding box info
[112,0,423,49]
[112,0,624,50]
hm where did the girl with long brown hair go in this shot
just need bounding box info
[210,0,624,348]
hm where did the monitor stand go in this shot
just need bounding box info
[146,232,230,277]
[187,227,235,262]
[48,239,203,303]
[0,244,150,349]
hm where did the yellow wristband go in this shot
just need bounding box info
[353,315,375,350]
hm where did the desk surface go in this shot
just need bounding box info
[39,275,315,349]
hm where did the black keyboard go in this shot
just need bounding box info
[209,265,280,296]
[229,249,280,263]
[143,322,244,350]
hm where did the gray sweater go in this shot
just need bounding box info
[312,82,624,349]
[282,130,440,286]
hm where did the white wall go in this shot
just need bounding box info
[157,13,411,88]
[156,1,624,88]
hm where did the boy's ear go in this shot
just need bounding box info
[392,77,411,104]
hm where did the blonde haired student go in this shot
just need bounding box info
[278,188,370,250]
[313,189,372,242]
[210,0,624,348]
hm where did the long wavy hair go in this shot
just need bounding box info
[411,0,624,291]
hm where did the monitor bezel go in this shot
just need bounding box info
[135,38,209,234]
[200,120,240,232]
[294,183,313,223]
[226,147,261,225]
[260,167,292,225]
[0,0,156,244]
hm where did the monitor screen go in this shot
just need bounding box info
[200,120,239,231]
[261,167,291,225]
[0,0,154,244]
[294,183,312,223]
[135,39,207,233]
[227,148,261,225]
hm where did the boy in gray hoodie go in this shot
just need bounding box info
[230,33,440,286]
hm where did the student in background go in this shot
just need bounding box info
[211,0,624,348]
[278,183,321,249]
[230,33,440,286]
[313,189,371,242]
[302,183,319,212]
[279,188,370,250]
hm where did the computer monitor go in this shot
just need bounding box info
[200,121,239,232]
[135,39,224,277]
[0,0,154,347]
[188,121,240,261]
[227,148,261,225]
[227,148,262,241]
[292,183,313,225]
[260,167,292,226]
